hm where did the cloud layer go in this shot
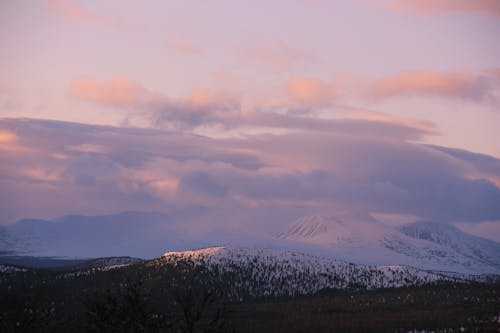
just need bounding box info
[1,117,499,227]
[368,69,500,103]
[283,69,500,107]
[69,76,436,138]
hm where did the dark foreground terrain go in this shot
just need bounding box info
[229,284,500,332]
[0,258,499,332]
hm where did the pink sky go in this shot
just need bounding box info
[1,0,499,240]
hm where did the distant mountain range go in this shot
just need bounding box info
[1,211,500,275]
[277,213,500,274]
[0,211,201,258]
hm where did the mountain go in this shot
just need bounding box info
[277,212,394,245]
[0,246,466,299]
[2,246,498,332]
[0,211,203,258]
[2,210,500,276]
[159,246,460,298]
[398,221,500,270]
[277,214,500,275]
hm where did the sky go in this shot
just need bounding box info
[1,0,500,241]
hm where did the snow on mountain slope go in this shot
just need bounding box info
[398,221,500,270]
[3,246,486,302]
[0,264,28,274]
[277,214,500,274]
[3,210,499,275]
[277,212,392,245]
[158,246,458,298]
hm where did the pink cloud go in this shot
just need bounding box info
[70,76,158,108]
[186,88,235,108]
[390,0,500,17]
[283,73,363,108]
[368,69,500,103]
[0,130,31,153]
[68,75,434,139]
[0,130,17,144]
[287,77,334,106]
[48,0,147,30]
[281,69,499,106]
[22,167,61,183]
[69,76,241,128]
[70,77,233,110]
[49,0,104,24]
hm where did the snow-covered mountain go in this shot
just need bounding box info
[277,214,500,275]
[398,221,500,270]
[156,246,460,298]
[2,211,499,276]
[2,245,490,302]
[277,212,394,245]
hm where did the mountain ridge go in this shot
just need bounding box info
[2,211,500,275]
[277,214,500,274]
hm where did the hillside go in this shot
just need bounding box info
[1,245,499,332]
[277,214,500,274]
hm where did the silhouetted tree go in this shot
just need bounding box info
[84,277,171,333]
[84,262,234,333]
[171,259,235,333]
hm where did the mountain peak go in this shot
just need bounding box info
[277,212,382,243]
[277,215,331,239]
[398,221,464,246]
[398,221,500,269]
